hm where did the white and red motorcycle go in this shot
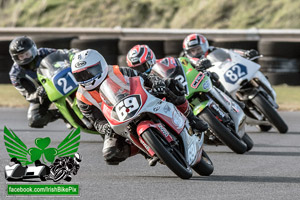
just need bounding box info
[99,75,214,179]
[206,48,288,133]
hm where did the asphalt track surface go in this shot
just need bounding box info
[0,108,299,200]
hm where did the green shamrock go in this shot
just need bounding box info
[28,137,57,164]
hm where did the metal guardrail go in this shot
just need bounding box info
[1,27,300,40]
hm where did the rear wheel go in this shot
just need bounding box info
[199,108,248,154]
[192,150,214,176]
[251,93,288,133]
[142,128,193,179]
[258,125,273,132]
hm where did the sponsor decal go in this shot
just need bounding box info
[75,61,86,68]
[153,100,163,112]
[202,79,211,90]
[139,138,150,151]
[210,103,226,119]
[164,104,171,113]
[181,59,188,66]
[14,44,24,52]
[158,124,169,138]
[172,109,185,128]
[191,72,204,89]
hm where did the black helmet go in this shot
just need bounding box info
[9,36,38,67]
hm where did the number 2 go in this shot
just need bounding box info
[57,72,76,94]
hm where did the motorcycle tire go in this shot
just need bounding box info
[199,108,248,154]
[251,93,288,133]
[142,128,193,179]
[53,169,67,182]
[258,125,273,132]
[192,150,214,176]
[64,175,72,182]
[242,133,254,151]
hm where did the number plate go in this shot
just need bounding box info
[112,95,142,121]
[224,64,248,84]
[53,68,78,96]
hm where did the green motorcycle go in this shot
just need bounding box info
[37,51,100,136]
[151,57,253,154]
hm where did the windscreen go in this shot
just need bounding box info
[99,76,131,107]
[38,51,70,79]
[207,48,231,63]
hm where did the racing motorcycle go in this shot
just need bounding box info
[49,155,81,182]
[205,49,288,133]
[152,57,253,154]
[99,75,214,179]
[37,51,100,136]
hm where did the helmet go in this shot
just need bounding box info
[74,153,82,163]
[126,44,156,73]
[9,36,38,67]
[183,34,209,59]
[71,49,108,91]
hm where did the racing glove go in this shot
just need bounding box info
[151,78,166,95]
[36,86,47,98]
[195,58,212,71]
[244,49,259,59]
[165,78,185,96]
[36,86,48,104]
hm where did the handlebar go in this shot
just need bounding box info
[249,55,263,61]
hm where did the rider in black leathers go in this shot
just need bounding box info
[9,36,78,128]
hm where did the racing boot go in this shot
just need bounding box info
[175,99,209,132]
[186,108,209,132]
[102,133,139,165]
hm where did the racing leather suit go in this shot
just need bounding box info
[9,48,77,128]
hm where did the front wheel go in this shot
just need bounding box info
[192,150,214,176]
[242,133,254,151]
[142,128,193,179]
[52,169,67,182]
[199,108,248,154]
[251,93,288,133]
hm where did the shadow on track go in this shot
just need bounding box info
[191,175,300,183]
[247,151,300,156]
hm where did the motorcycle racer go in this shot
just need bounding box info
[8,36,79,128]
[126,44,209,133]
[71,49,199,166]
[181,33,259,70]
[181,34,251,108]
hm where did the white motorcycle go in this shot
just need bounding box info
[206,48,288,133]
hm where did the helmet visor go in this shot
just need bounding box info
[187,46,204,58]
[12,46,37,65]
[131,59,155,73]
[73,62,103,84]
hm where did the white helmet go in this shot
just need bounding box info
[71,49,108,90]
